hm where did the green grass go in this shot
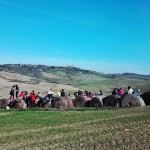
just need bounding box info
[0,106,150,149]
[43,70,150,95]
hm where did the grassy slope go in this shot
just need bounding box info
[0,69,150,96]
[0,107,149,150]
[44,70,150,94]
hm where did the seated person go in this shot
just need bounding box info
[60,89,66,97]
[127,86,134,94]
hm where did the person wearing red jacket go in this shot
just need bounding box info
[30,90,36,107]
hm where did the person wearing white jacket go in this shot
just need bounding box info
[47,89,54,100]
[128,86,134,94]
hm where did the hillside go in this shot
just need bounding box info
[0,64,150,98]
[106,73,150,80]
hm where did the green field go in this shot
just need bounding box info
[0,107,150,150]
[44,70,150,94]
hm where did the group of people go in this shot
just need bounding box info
[8,86,103,107]
[74,89,103,98]
[8,84,142,108]
[8,87,68,108]
[112,86,141,97]
[47,89,66,100]
[9,85,19,99]
[9,90,36,108]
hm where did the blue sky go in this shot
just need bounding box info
[0,0,150,74]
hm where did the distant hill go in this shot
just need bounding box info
[0,64,150,98]
[0,64,101,85]
[105,73,150,80]
[0,64,149,80]
[0,64,98,77]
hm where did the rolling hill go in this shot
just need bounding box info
[0,64,150,98]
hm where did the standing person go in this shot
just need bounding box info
[31,90,36,107]
[9,85,15,99]
[15,84,19,99]
[24,92,32,108]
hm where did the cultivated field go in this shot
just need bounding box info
[0,107,150,150]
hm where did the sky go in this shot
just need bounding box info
[0,0,150,74]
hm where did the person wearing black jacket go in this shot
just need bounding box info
[15,84,19,99]
[9,85,15,99]
[60,89,66,97]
